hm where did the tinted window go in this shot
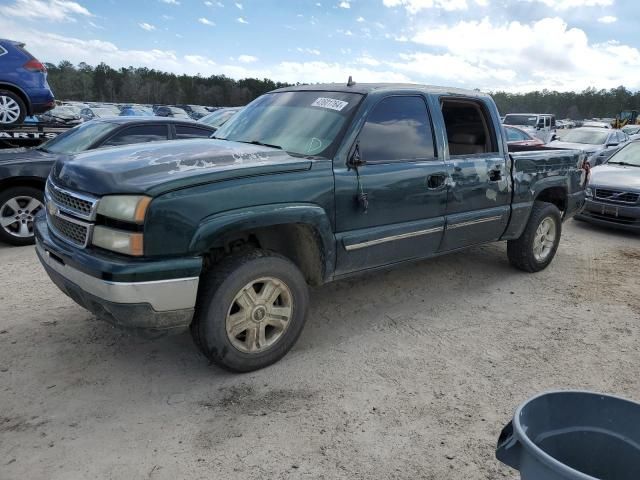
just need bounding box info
[102,125,168,147]
[505,126,527,142]
[39,121,115,154]
[358,96,435,162]
[175,125,213,139]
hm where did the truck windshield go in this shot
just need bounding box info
[37,121,115,154]
[560,129,608,145]
[608,142,640,167]
[503,115,538,127]
[214,91,364,158]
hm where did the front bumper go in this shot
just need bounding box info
[575,198,640,232]
[35,214,201,335]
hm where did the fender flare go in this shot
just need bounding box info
[189,203,336,281]
[0,82,32,113]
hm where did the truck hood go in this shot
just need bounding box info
[589,163,640,190]
[51,138,313,196]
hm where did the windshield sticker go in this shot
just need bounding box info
[311,97,348,111]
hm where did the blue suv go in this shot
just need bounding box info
[0,39,55,125]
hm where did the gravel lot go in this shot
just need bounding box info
[1,219,639,480]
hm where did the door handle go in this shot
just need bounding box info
[427,173,447,189]
[489,168,502,182]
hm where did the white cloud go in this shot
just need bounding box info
[357,55,381,66]
[597,15,617,24]
[356,16,365,22]
[235,2,243,8]
[237,16,248,23]
[160,0,180,4]
[204,1,213,4]
[237,54,258,63]
[0,0,93,22]
[338,1,350,8]
[528,0,613,10]
[297,47,321,55]
[139,22,156,31]
[383,0,469,13]
[198,17,215,25]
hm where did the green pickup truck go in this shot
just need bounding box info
[35,83,586,372]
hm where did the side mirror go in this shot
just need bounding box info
[348,141,366,169]
[606,142,619,148]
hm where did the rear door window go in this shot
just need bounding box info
[175,125,213,139]
[102,125,169,147]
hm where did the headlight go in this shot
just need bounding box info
[92,226,144,256]
[585,187,593,197]
[96,195,151,223]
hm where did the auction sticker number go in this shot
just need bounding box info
[311,97,348,111]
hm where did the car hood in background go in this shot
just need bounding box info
[589,164,640,190]
[547,141,601,154]
[51,139,314,196]
[0,147,61,165]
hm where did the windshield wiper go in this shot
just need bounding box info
[609,161,640,167]
[236,139,283,150]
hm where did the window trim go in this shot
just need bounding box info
[352,94,439,165]
[440,96,500,157]
[100,123,170,147]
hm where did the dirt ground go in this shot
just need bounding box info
[1,219,639,480]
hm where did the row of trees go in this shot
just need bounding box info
[45,61,291,107]
[45,61,640,117]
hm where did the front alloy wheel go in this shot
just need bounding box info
[0,187,44,246]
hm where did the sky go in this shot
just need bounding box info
[1,0,639,92]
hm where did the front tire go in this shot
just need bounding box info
[0,90,27,125]
[191,249,310,372]
[507,201,562,272]
[0,186,44,246]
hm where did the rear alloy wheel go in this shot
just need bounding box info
[0,187,44,246]
[0,90,27,125]
[191,249,310,372]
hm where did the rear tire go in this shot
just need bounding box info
[0,186,44,246]
[0,90,27,125]
[191,249,310,372]
[507,201,562,272]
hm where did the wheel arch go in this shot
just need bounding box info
[190,203,336,286]
[0,82,32,115]
[0,175,46,193]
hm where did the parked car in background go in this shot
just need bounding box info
[548,127,629,166]
[155,105,191,119]
[39,106,82,125]
[576,141,640,231]
[120,106,154,117]
[582,121,611,129]
[0,117,216,245]
[79,106,120,121]
[504,125,546,147]
[503,113,556,143]
[198,107,242,131]
[622,125,640,141]
[0,39,55,124]
[175,104,210,120]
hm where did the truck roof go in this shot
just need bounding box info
[272,82,492,99]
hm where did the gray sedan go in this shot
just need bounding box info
[548,127,630,166]
[576,141,640,231]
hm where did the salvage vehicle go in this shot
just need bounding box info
[548,127,629,166]
[0,39,55,125]
[503,113,556,143]
[35,83,586,372]
[0,117,215,245]
[504,125,545,148]
[198,106,242,131]
[576,141,640,231]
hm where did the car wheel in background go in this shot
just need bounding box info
[191,249,310,372]
[507,201,562,273]
[0,186,44,246]
[0,90,27,125]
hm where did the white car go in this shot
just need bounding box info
[548,127,630,166]
[622,125,640,141]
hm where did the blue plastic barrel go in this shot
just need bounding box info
[496,390,640,479]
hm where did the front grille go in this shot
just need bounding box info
[46,182,96,218]
[48,214,90,247]
[595,188,639,204]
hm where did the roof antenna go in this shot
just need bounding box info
[347,75,356,87]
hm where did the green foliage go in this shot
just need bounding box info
[492,86,640,119]
[44,61,292,106]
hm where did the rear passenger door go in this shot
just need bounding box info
[334,95,448,275]
[438,97,511,252]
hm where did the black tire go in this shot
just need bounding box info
[0,186,44,246]
[507,201,562,273]
[0,90,27,125]
[191,249,310,372]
